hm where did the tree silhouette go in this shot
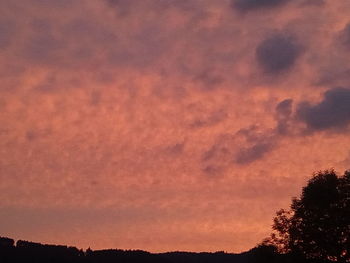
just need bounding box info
[269,169,350,262]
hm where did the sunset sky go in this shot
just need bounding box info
[1,0,350,253]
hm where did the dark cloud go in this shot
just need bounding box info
[235,141,274,165]
[201,125,278,169]
[275,99,293,134]
[189,110,228,128]
[200,134,232,175]
[296,87,350,131]
[231,0,290,12]
[201,142,229,163]
[234,126,276,164]
[235,125,267,143]
[202,165,224,177]
[232,107,307,163]
[256,34,301,74]
[340,23,350,48]
[276,99,293,118]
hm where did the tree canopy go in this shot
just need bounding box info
[268,169,350,262]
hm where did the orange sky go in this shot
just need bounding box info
[1,0,350,253]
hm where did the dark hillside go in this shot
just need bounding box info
[0,236,319,263]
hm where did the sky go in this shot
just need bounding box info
[1,0,350,253]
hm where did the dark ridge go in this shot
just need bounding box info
[0,236,297,263]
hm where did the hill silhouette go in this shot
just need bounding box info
[0,236,292,263]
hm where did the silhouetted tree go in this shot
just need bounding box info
[0,237,14,248]
[248,244,278,263]
[269,169,350,262]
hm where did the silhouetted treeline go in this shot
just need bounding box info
[0,236,321,263]
[1,237,84,263]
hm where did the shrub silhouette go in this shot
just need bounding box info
[269,169,350,262]
[0,237,14,248]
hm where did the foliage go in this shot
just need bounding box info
[269,169,350,262]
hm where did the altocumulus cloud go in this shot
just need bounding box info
[296,87,350,132]
[231,0,290,12]
[256,33,302,74]
[3,0,350,253]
